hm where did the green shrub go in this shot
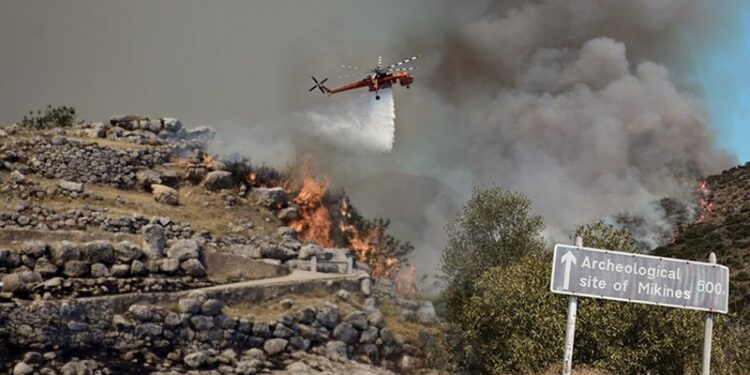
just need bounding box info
[21,105,77,129]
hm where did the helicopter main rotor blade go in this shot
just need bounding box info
[390,66,417,72]
[386,55,421,70]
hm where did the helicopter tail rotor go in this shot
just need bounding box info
[308,76,329,94]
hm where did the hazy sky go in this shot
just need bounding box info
[0,0,459,127]
[693,1,750,162]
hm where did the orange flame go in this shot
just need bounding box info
[286,164,334,247]
[202,154,218,170]
[695,179,714,223]
[171,152,218,171]
[339,200,401,279]
[280,160,402,279]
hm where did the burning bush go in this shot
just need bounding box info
[222,157,288,189]
[338,198,414,279]
[282,163,413,279]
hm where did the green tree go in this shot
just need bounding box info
[440,186,546,322]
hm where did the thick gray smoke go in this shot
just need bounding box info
[0,1,739,287]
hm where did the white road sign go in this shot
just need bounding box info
[550,244,729,313]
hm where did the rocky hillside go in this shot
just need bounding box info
[0,116,442,375]
[653,162,750,318]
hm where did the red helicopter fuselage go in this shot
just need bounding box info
[325,71,414,95]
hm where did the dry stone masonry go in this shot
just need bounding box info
[0,288,419,374]
[0,232,211,301]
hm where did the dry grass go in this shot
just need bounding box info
[20,174,279,238]
[379,299,442,344]
[223,289,364,321]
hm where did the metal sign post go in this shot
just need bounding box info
[702,252,717,375]
[561,236,582,375]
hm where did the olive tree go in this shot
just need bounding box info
[439,186,546,322]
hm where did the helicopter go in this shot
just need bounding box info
[309,55,419,100]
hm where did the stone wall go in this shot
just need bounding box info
[27,136,171,189]
[0,276,404,374]
[0,231,212,300]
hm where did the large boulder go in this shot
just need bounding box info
[113,241,143,263]
[83,241,114,265]
[2,271,42,294]
[163,117,182,132]
[64,261,90,277]
[181,259,206,277]
[183,351,207,369]
[263,338,288,356]
[316,306,339,329]
[326,341,348,359]
[333,322,359,344]
[128,304,153,321]
[22,240,48,259]
[152,184,179,205]
[260,246,297,261]
[0,249,21,268]
[91,263,109,278]
[178,298,202,314]
[201,299,223,316]
[298,244,325,260]
[135,170,162,191]
[276,206,300,221]
[146,119,162,133]
[343,311,369,330]
[13,362,33,375]
[33,257,58,276]
[51,241,81,266]
[157,168,180,188]
[203,171,234,192]
[250,187,289,209]
[110,114,143,128]
[87,122,107,138]
[166,240,199,261]
[160,258,180,274]
[57,180,84,193]
[142,224,166,259]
